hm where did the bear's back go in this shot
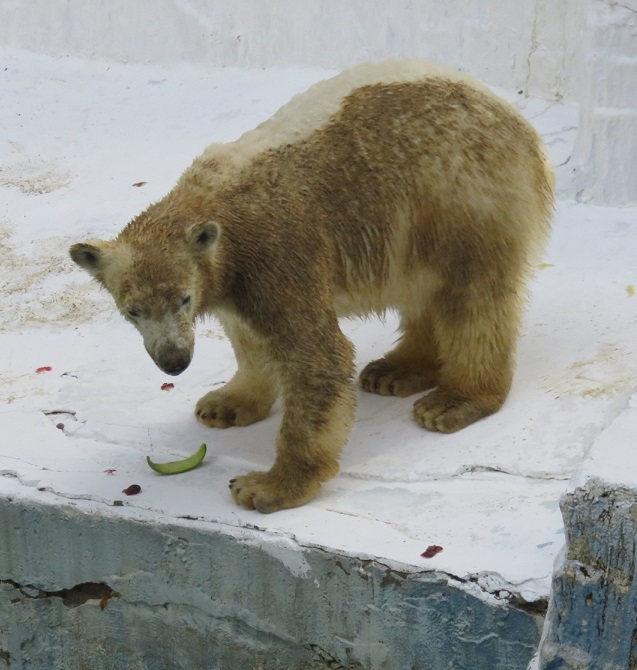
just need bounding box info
[172,60,553,316]
[243,60,492,150]
[195,60,498,173]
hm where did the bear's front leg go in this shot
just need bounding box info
[195,313,279,428]
[230,329,356,513]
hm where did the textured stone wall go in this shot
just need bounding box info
[539,479,637,669]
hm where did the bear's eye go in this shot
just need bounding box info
[181,295,192,309]
[127,308,141,319]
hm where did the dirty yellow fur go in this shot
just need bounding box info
[70,60,554,513]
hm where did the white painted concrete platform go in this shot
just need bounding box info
[1,47,636,668]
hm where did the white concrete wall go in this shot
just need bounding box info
[571,0,637,206]
[0,0,582,100]
[1,0,635,205]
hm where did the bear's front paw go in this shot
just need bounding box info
[195,388,272,428]
[413,389,500,433]
[360,358,437,397]
[229,470,322,513]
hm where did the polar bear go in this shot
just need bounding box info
[70,60,554,512]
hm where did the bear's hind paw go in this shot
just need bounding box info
[413,389,502,433]
[360,358,437,397]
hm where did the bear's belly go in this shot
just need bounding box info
[332,267,439,319]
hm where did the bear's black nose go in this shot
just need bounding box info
[154,349,192,376]
[163,361,190,376]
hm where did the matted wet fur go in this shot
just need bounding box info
[70,60,554,513]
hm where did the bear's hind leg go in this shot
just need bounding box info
[195,315,278,429]
[359,313,439,397]
[413,285,520,433]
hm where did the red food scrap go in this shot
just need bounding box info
[421,545,444,559]
[36,366,52,373]
[132,181,147,187]
[161,382,175,391]
[103,469,117,475]
[122,484,141,496]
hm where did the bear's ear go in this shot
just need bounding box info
[69,242,110,278]
[187,221,220,254]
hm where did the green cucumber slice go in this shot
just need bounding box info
[146,443,207,475]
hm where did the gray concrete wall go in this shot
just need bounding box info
[0,491,543,670]
[539,479,637,669]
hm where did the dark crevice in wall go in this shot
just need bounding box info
[2,579,117,609]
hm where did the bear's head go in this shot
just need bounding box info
[69,221,220,376]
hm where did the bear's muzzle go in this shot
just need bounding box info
[152,346,192,376]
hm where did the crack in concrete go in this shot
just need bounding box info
[1,473,127,507]
[454,464,569,481]
[339,466,570,484]
[42,409,77,417]
[578,388,637,467]
[0,456,71,474]
[307,543,548,612]
[2,578,116,609]
[525,103,555,121]
[2,575,310,658]
[543,125,577,136]
[614,2,637,14]
[524,1,540,96]
[306,643,365,669]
